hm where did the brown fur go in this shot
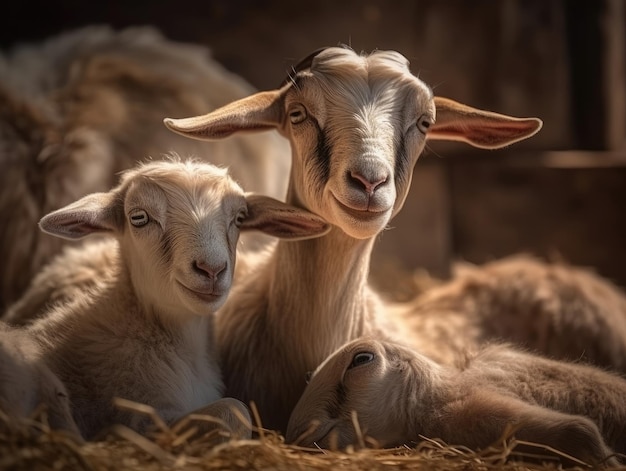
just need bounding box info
[287,338,625,467]
[395,255,626,371]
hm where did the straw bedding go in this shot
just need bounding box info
[2,402,617,471]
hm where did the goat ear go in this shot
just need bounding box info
[429,97,543,149]
[163,90,283,140]
[241,194,331,240]
[39,192,121,240]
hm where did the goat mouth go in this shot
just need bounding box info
[331,194,389,221]
[177,282,223,303]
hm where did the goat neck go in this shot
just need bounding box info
[269,225,379,347]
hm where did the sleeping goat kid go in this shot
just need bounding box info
[163,46,543,432]
[287,338,626,467]
[25,159,329,440]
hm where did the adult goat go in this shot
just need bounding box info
[164,46,542,432]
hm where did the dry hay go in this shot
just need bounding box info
[1,401,621,471]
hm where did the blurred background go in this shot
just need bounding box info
[1,0,625,293]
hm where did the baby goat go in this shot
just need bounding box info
[25,158,328,439]
[164,46,543,432]
[287,338,626,467]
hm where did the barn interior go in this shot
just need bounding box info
[2,0,625,291]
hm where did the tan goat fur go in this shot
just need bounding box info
[164,46,543,432]
[287,337,626,467]
[24,158,328,439]
[0,321,80,437]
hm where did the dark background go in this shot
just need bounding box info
[2,0,625,290]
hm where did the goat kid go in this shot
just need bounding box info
[287,338,625,467]
[25,159,329,439]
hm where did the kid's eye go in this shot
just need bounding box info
[348,352,374,369]
[417,115,432,134]
[129,209,149,227]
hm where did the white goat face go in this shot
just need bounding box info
[37,160,246,318]
[282,49,435,239]
[120,169,245,316]
[164,46,542,241]
[286,338,414,449]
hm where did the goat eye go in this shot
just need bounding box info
[234,209,247,227]
[289,104,307,124]
[348,352,375,369]
[129,210,149,227]
[417,115,431,134]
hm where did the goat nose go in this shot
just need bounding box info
[349,170,388,195]
[192,260,226,280]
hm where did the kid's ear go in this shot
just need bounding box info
[241,194,330,240]
[429,96,543,149]
[39,192,121,240]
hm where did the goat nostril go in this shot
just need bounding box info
[193,260,227,279]
[349,171,388,195]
